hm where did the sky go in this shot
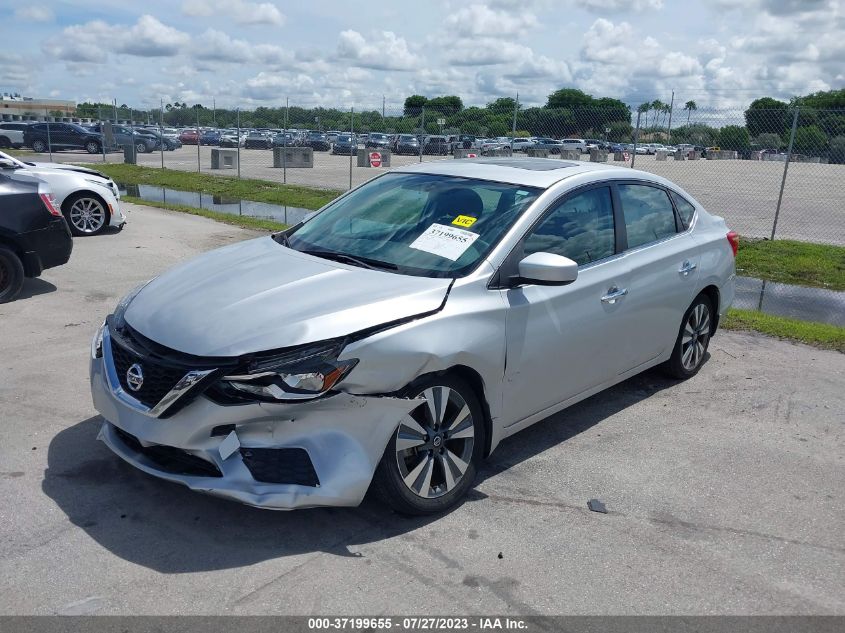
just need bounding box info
[1,0,842,112]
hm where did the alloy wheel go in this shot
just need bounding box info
[69,197,106,234]
[394,386,475,499]
[681,303,710,371]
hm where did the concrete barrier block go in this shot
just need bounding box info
[122,145,136,165]
[487,147,512,157]
[453,148,479,159]
[273,146,313,168]
[674,151,686,161]
[613,151,626,161]
[589,148,608,162]
[656,150,670,161]
[561,149,581,160]
[525,148,550,158]
[211,148,238,170]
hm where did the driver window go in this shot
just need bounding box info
[523,187,615,265]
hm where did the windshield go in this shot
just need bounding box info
[285,172,541,278]
[337,135,352,142]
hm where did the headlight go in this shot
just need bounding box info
[219,342,358,402]
[91,320,106,359]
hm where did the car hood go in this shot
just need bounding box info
[28,162,110,180]
[124,236,452,357]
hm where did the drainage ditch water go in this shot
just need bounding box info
[734,276,844,327]
[118,185,844,327]
[118,183,313,226]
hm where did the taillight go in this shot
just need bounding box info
[40,193,62,217]
[726,231,739,257]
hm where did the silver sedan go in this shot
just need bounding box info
[89,157,736,514]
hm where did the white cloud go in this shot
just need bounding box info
[445,3,538,36]
[42,15,189,62]
[575,0,664,11]
[182,0,285,26]
[14,6,55,22]
[120,15,191,56]
[192,29,253,63]
[336,30,419,71]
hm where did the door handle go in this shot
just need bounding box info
[601,286,628,304]
[679,261,697,275]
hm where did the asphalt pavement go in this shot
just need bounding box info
[1,202,843,615]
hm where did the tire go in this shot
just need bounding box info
[372,374,486,515]
[0,246,25,304]
[663,294,713,379]
[63,193,109,236]
[86,141,101,154]
[0,136,10,148]
[32,139,47,153]
[135,142,147,155]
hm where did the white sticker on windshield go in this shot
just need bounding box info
[409,223,480,261]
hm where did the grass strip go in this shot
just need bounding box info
[736,238,845,291]
[90,163,341,211]
[122,196,287,232]
[723,308,844,352]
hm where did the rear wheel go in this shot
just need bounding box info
[0,247,25,304]
[135,142,147,154]
[86,140,101,154]
[64,193,109,236]
[372,374,485,515]
[32,139,47,153]
[663,294,713,379]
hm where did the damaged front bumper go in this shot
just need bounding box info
[90,352,422,509]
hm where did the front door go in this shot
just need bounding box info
[500,185,630,425]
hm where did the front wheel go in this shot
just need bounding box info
[86,141,101,154]
[135,142,147,154]
[64,193,109,236]
[372,375,485,515]
[32,139,47,153]
[663,294,713,379]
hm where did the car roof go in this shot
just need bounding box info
[392,157,633,188]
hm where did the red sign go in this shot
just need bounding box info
[623,152,630,161]
[369,151,382,167]
[466,153,477,158]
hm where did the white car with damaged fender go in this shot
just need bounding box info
[90,157,736,514]
[0,151,125,236]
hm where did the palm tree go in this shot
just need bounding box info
[684,100,697,125]
[650,100,665,128]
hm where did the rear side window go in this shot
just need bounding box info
[619,184,678,249]
[669,191,696,230]
[523,187,615,265]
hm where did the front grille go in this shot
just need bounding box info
[110,337,187,409]
[240,447,320,487]
[114,426,222,478]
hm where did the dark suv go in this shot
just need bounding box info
[24,123,104,154]
[0,171,73,303]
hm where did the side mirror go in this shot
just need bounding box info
[514,252,578,286]
[0,158,17,170]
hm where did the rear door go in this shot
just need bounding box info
[613,182,701,370]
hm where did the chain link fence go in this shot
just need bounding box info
[17,102,845,247]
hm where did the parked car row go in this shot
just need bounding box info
[0,121,184,154]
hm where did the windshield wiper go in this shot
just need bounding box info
[301,249,398,271]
